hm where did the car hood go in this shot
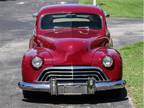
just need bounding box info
[36,34,109,65]
[38,28,105,38]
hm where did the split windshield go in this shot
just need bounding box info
[41,13,102,30]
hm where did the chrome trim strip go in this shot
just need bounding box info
[37,66,109,81]
[95,80,126,91]
[18,82,50,92]
[41,74,102,81]
[18,80,126,94]
[42,66,103,71]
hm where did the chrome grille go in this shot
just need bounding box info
[37,66,109,82]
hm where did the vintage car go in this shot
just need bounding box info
[18,4,126,98]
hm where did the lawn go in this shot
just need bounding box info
[79,0,143,18]
[119,41,144,108]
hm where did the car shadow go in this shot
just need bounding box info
[23,88,128,104]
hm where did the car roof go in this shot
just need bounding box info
[38,4,104,16]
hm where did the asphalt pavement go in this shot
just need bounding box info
[0,0,143,108]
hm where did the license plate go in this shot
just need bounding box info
[58,84,87,95]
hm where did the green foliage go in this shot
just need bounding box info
[79,0,143,17]
[119,41,144,108]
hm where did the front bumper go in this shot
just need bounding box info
[18,80,126,95]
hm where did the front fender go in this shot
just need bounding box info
[92,48,122,81]
[22,48,53,83]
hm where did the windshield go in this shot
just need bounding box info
[41,13,102,30]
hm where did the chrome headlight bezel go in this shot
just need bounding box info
[32,56,43,69]
[103,56,113,68]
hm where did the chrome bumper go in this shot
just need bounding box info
[18,80,126,95]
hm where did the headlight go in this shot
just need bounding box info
[103,56,113,68]
[32,56,43,69]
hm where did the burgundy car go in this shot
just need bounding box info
[18,4,126,98]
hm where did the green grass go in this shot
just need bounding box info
[79,0,143,18]
[118,41,144,108]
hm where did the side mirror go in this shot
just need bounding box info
[32,12,38,18]
[104,11,110,18]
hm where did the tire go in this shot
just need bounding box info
[23,90,51,99]
[112,88,127,98]
[23,90,38,99]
